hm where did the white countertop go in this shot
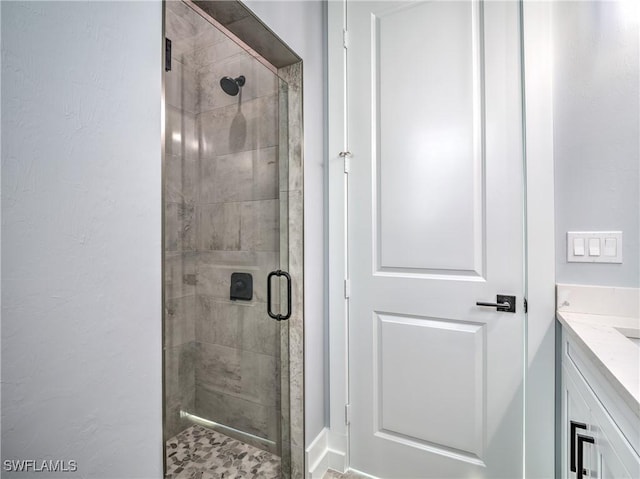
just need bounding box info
[557,310,640,416]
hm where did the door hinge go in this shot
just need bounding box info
[165,37,172,72]
[343,29,349,49]
[345,404,351,425]
[524,298,528,314]
[344,279,351,299]
[339,151,352,173]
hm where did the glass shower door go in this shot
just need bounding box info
[163,1,292,476]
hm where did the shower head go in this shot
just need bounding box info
[220,75,246,96]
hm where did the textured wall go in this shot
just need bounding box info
[553,0,639,287]
[1,1,163,477]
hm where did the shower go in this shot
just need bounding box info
[163,1,303,476]
[219,75,246,96]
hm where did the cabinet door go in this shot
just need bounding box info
[595,426,633,479]
[590,396,639,479]
[564,365,596,479]
[563,333,640,479]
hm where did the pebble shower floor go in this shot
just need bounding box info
[166,425,281,479]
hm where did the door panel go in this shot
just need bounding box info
[347,1,525,477]
[376,314,485,461]
[376,1,483,274]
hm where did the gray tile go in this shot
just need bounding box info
[197,202,241,251]
[165,7,196,63]
[289,322,304,450]
[198,94,278,158]
[164,399,191,441]
[291,444,304,479]
[193,24,229,53]
[279,60,304,464]
[165,106,198,160]
[193,36,243,70]
[195,251,279,303]
[281,64,304,193]
[196,199,279,252]
[279,193,290,267]
[225,15,300,69]
[165,202,195,252]
[240,199,279,252]
[165,252,197,300]
[194,342,278,406]
[197,50,278,112]
[194,386,278,442]
[165,60,198,114]
[195,296,241,349]
[195,342,241,396]
[195,296,279,357]
[191,1,251,28]
[240,303,279,357]
[165,155,197,204]
[166,2,229,67]
[284,189,304,450]
[287,190,304,278]
[199,152,251,204]
[165,295,196,348]
[278,79,291,192]
[165,342,196,406]
[254,149,280,201]
[199,147,278,204]
[194,296,279,356]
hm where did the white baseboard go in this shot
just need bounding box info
[306,428,348,479]
[327,448,347,473]
[306,428,329,479]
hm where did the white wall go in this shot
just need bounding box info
[242,0,328,445]
[1,2,163,477]
[553,0,639,287]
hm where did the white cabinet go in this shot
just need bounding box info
[561,327,640,479]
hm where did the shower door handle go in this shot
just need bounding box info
[267,270,292,321]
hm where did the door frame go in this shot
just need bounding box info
[324,1,555,477]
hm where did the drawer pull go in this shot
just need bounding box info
[570,420,587,472]
[576,433,595,479]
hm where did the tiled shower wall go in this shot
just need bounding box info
[164,2,281,449]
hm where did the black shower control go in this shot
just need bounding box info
[230,272,252,301]
[165,38,172,72]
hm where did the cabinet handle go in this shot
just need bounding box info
[570,421,587,472]
[576,433,595,479]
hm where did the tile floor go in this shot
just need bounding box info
[166,425,281,479]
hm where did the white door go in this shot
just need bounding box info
[346,1,525,477]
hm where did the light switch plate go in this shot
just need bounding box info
[567,231,622,263]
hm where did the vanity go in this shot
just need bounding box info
[558,284,640,478]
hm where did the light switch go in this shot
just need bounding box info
[604,237,617,257]
[567,231,622,263]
